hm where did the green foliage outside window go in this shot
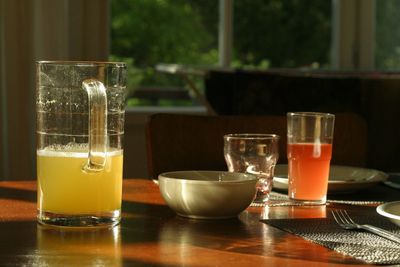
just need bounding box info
[376,0,400,70]
[110,0,334,106]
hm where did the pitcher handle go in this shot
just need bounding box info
[82,79,107,172]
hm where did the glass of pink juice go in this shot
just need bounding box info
[287,112,335,205]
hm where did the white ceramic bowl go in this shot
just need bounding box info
[376,201,400,227]
[158,170,258,219]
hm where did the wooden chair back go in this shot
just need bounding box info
[145,113,367,179]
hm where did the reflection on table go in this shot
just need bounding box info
[0,179,398,266]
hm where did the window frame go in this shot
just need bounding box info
[219,0,376,70]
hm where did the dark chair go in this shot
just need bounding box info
[146,113,367,179]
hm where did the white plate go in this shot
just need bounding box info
[377,201,400,227]
[273,164,388,194]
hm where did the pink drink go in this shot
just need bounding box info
[288,143,332,201]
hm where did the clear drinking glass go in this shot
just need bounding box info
[287,112,335,205]
[36,61,126,227]
[224,134,280,203]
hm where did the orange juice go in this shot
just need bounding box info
[287,143,332,201]
[37,147,123,215]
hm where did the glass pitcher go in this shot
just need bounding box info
[36,61,126,227]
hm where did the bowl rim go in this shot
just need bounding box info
[376,201,400,220]
[158,170,258,184]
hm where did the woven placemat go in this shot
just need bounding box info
[262,210,400,265]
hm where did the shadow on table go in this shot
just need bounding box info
[0,220,185,267]
[0,186,36,202]
[121,199,360,265]
[0,185,388,265]
[327,183,399,202]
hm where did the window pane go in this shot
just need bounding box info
[376,0,400,70]
[110,0,218,107]
[233,0,332,69]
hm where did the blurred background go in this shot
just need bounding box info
[1,0,400,180]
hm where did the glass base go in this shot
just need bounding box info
[37,210,121,228]
[253,190,270,203]
[289,197,326,206]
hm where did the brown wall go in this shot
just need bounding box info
[1,0,35,180]
[0,0,109,180]
[205,70,400,172]
[362,78,400,171]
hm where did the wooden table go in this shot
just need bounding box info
[0,179,397,266]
